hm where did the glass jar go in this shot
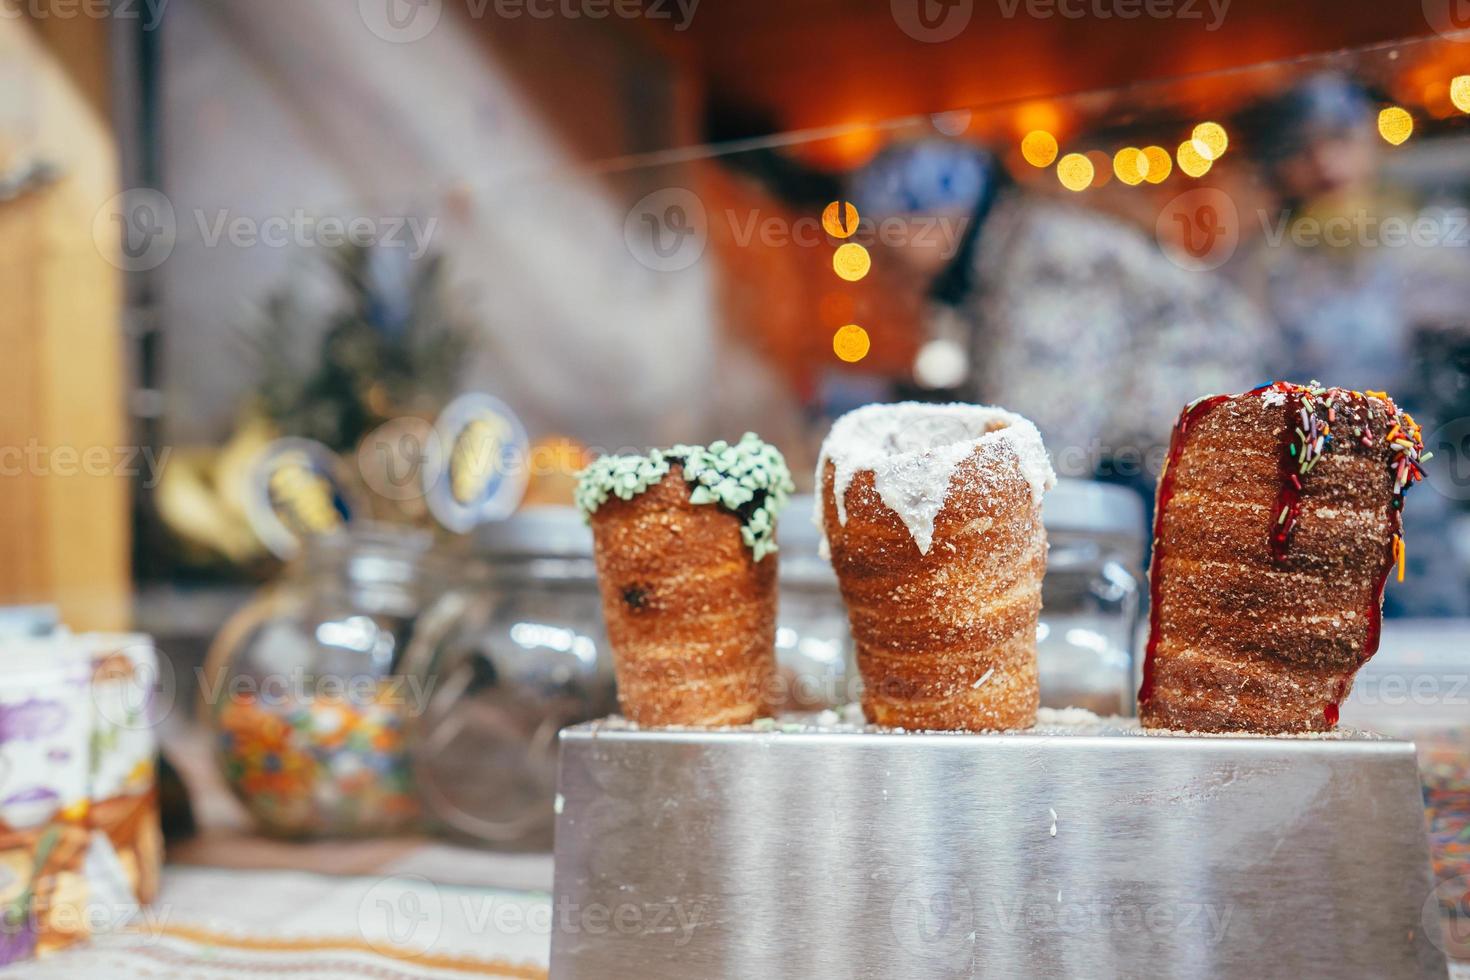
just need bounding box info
[398,507,616,850]
[1037,479,1145,716]
[203,525,454,837]
[775,496,858,711]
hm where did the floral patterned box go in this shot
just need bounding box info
[0,632,162,966]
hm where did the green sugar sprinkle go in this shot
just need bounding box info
[574,432,794,561]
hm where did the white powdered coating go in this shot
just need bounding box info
[814,402,1056,555]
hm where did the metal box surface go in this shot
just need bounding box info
[551,721,1448,979]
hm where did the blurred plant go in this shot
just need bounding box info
[247,243,473,452]
[149,244,477,574]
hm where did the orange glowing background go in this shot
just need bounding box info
[615,1,1445,143]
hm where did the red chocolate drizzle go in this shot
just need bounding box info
[1270,388,1306,563]
[1138,394,1231,708]
[1327,506,1402,722]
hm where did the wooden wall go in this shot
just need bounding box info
[0,16,130,630]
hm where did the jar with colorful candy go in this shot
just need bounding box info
[203,525,474,837]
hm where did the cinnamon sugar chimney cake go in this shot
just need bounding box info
[1140,382,1428,733]
[576,433,794,727]
[817,403,1056,731]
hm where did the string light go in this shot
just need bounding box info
[1377,106,1414,145]
[1142,146,1172,184]
[1177,140,1213,178]
[1021,130,1059,168]
[826,191,871,363]
[1113,147,1148,186]
[832,242,871,281]
[833,324,870,363]
[1191,122,1229,161]
[822,201,859,239]
[1452,76,1470,114]
[1056,152,1094,192]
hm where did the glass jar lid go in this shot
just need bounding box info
[473,505,594,561]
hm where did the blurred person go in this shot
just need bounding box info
[1233,74,1470,396]
[1233,73,1470,614]
[849,138,1273,497]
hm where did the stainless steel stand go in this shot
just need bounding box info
[550,720,1448,979]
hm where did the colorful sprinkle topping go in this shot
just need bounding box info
[575,433,794,561]
[1256,380,1427,565]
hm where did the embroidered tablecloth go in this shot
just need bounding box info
[0,866,550,979]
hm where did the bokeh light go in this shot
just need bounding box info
[1142,146,1172,184]
[1113,147,1148,186]
[1016,101,1063,138]
[931,110,972,136]
[832,242,871,281]
[1177,140,1213,178]
[1191,121,1229,161]
[913,338,968,389]
[827,124,880,167]
[1377,106,1414,145]
[833,324,871,363]
[1056,153,1094,192]
[1452,76,1470,114]
[1021,130,1059,168]
[1085,150,1112,187]
[822,201,860,239]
